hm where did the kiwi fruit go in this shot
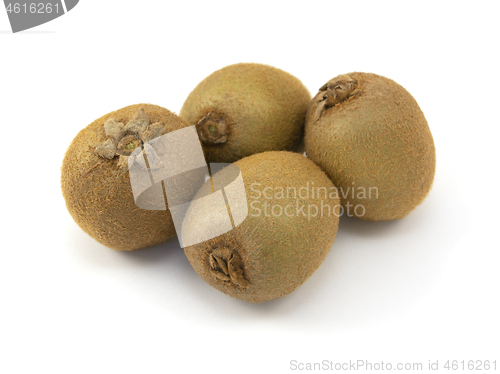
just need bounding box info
[304,73,436,221]
[179,63,311,163]
[182,151,340,303]
[61,104,194,251]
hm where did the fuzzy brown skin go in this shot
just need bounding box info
[304,73,436,221]
[183,152,340,303]
[61,104,192,251]
[179,63,311,163]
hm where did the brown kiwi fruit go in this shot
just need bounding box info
[61,104,193,251]
[179,63,311,163]
[182,151,340,303]
[304,73,436,221]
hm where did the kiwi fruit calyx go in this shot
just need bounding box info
[208,245,249,289]
[196,112,229,145]
[94,107,165,169]
[312,74,360,121]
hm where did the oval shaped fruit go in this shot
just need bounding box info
[179,63,311,163]
[61,104,191,251]
[182,151,340,303]
[304,73,436,221]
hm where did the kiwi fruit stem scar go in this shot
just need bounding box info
[209,246,249,288]
[313,74,359,121]
[197,112,228,144]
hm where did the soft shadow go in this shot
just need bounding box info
[61,219,182,269]
[118,236,182,265]
[178,259,331,318]
[338,214,403,237]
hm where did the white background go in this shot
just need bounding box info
[1,1,499,373]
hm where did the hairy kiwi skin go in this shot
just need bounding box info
[305,73,436,221]
[183,151,340,303]
[179,63,311,163]
[61,104,191,251]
